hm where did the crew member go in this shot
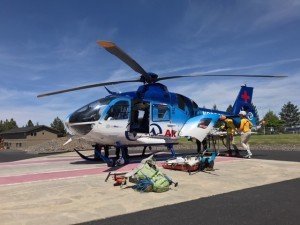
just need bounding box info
[238,111,253,158]
[196,138,208,154]
[220,115,239,155]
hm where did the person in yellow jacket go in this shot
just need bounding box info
[220,115,239,156]
[239,111,253,158]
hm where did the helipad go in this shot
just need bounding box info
[0,150,299,225]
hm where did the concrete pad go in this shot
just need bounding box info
[0,151,299,225]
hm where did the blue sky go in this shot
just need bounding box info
[0,0,300,126]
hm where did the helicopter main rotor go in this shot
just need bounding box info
[37,41,287,98]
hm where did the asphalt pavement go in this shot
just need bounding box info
[0,150,39,162]
[77,150,300,225]
[251,150,300,162]
[81,178,300,225]
[1,149,300,163]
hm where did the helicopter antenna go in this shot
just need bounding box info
[112,85,121,94]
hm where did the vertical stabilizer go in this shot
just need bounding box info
[232,85,258,125]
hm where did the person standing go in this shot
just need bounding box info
[220,115,239,156]
[239,111,253,158]
[196,138,208,154]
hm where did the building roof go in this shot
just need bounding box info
[0,125,59,135]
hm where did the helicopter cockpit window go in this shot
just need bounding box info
[152,104,170,122]
[69,96,116,123]
[105,101,129,120]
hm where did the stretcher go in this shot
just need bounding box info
[162,151,217,174]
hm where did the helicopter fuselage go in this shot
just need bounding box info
[65,83,208,146]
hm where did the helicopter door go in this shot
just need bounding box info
[150,103,173,138]
[130,101,150,134]
[179,114,220,141]
[102,100,130,136]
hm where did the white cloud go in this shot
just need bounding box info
[251,0,300,31]
[168,73,299,119]
[0,88,36,101]
[188,58,300,75]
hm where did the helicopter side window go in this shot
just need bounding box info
[105,101,129,120]
[152,104,170,122]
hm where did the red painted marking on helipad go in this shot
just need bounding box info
[0,167,105,186]
[0,156,239,186]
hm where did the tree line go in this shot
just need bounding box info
[262,102,300,132]
[0,117,67,137]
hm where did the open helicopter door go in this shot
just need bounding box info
[129,100,150,134]
[179,114,220,141]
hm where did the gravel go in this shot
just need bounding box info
[25,137,94,154]
[23,137,300,154]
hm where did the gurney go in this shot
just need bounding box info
[162,151,217,174]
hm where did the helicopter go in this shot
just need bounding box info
[38,41,285,166]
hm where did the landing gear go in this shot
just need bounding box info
[167,144,176,158]
[74,145,115,167]
[141,146,152,156]
[74,144,178,167]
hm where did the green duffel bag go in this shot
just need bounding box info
[135,162,158,180]
[151,172,170,193]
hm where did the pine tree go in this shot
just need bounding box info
[251,103,260,123]
[26,120,34,127]
[50,117,67,137]
[263,111,283,128]
[212,104,218,110]
[0,118,18,132]
[0,120,3,133]
[279,101,300,127]
[9,118,18,129]
[226,104,233,113]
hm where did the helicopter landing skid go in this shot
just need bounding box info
[74,148,100,161]
[74,148,115,167]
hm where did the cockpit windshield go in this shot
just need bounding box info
[69,96,116,123]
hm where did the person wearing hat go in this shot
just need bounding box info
[238,111,253,158]
[219,115,239,156]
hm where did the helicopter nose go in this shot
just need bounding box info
[65,114,94,136]
[68,123,94,135]
[64,116,73,134]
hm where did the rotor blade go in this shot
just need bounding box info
[37,79,140,98]
[157,74,287,82]
[97,41,148,77]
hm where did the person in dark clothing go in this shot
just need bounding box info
[196,138,208,154]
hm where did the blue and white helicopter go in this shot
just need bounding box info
[38,41,285,166]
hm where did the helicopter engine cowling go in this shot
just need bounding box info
[136,83,170,102]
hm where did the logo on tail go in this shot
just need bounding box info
[232,85,258,125]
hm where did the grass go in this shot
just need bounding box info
[238,133,300,145]
[179,133,300,146]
